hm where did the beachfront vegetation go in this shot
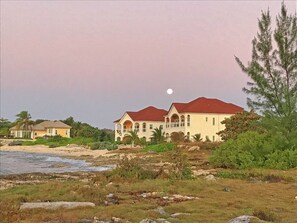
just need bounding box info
[1,145,297,223]
[0,118,12,137]
[211,3,297,170]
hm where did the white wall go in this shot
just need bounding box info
[114,113,164,141]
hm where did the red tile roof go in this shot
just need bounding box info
[115,106,167,122]
[169,97,243,114]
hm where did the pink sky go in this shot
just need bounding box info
[1,1,296,128]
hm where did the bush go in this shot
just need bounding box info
[210,131,297,170]
[143,143,175,153]
[169,147,193,179]
[111,156,156,179]
[89,141,118,151]
[8,141,23,146]
[170,132,185,143]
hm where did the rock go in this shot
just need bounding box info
[295,195,297,200]
[111,217,121,222]
[155,206,166,215]
[19,201,95,210]
[228,215,262,223]
[170,213,191,218]
[106,182,113,187]
[188,146,200,151]
[105,193,119,205]
[204,174,216,181]
[192,169,210,176]
[139,219,157,223]
[223,187,231,192]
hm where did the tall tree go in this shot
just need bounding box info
[15,111,34,138]
[235,3,297,133]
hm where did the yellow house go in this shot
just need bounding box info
[114,97,243,142]
[10,120,71,139]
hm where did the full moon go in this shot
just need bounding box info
[167,88,173,95]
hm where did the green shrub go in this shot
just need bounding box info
[143,143,175,153]
[169,147,193,180]
[210,131,297,170]
[111,156,156,179]
[8,141,23,146]
[88,141,118,151]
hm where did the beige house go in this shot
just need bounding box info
[114,97,243,142]
[10,120,71,139]
[164,97,243,141]
[114,106,167,142]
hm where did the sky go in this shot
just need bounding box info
[1,1,296,129]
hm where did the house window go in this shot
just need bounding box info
[181,115,185,127]
[135,123,140,132]
[213,118,215,125]
[150,124,153,129]
[187,115,190,126]
[142,123,146,132]
[206,117,208,122]
[48,129,52,134]
[160,125,163,129]
[55,130,58,135]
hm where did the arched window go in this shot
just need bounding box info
[166,117,170,128]
[187,115,190,126]
[171,114,179,127]
[181,115,185,127]
[135,123,140,132]
[123,121,133,132]
[142,123,146,132]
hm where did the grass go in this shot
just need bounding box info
[1,145,297,222]
[22,137,96,147]
[1,170,297,223]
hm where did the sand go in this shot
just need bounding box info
[0,144,113,158]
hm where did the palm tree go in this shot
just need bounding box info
[151,127,165,144]
[15,111,33,138]
[192,133,202,142]
[128,130,139,147]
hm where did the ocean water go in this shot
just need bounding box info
[0,151,113,175]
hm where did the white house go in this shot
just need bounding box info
[114,106,167,142]
[114,97,243,142]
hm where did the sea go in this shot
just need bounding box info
[0,151,113,175]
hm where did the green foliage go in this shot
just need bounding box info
[22,136,94,147]
[111,156,156,179]
[210,131,297,170]
[217,111,261,141]
[235,3,297,134]
[127,130,139,146]
[15,111,34,138]
[151,126,165,144]
[62,116,114,142]
[169,147,193,180]
[88,141,118,151]
[143,143,175,153]
[192,133,202,142]
[170,131,185,143]
[0,118,12,136]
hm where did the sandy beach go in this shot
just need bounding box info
[0,144,113,158]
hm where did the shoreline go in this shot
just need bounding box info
[0,145,114,158]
